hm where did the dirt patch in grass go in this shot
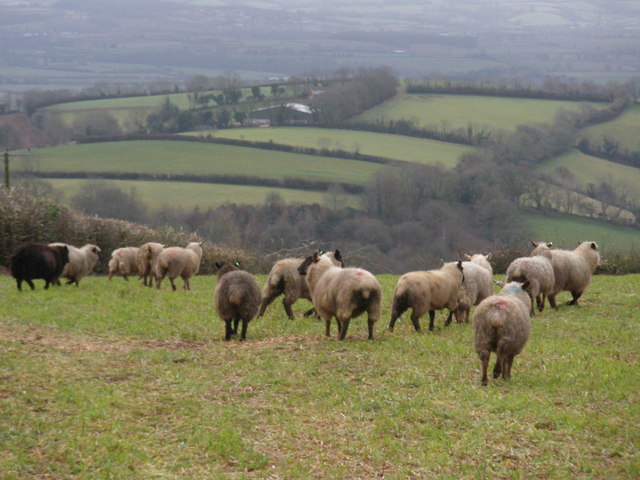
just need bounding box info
[0,322,328,354]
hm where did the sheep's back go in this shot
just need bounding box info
[215,271,261,320]
[473,295,530,354]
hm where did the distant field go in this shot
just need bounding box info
[20,141,382,185]
[524,212,640,252]
[582,104,640,152]
[195,127,475,167]
[352,92,605,132]
[45,179,354,210]
[538,148,640,187]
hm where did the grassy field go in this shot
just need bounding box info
[20,141,382,185]
[352,92,605,132]
[524,212,640,252]
[582,103,640,152]
[45,178,358,210]
[538,148,640,188]
[0,273,637,479]
[197,127,475,167]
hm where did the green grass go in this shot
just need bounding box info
[21,140,382,185]
[352,92,606,132]
[524,212,640,252]
[196,126,475,167]
[0,273,637,479]
[45,178,358,210]
[538,148,640,187]
[582,103,640,152]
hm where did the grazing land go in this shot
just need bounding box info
[19,141,382,185]
[46,178,357,211]
[201,127,475,166]
[0,273,637,479]
[538,148,640,187]
[523,212,640,252]
[352,93,605,132]
[582,103,640,152]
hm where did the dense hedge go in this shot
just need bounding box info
[0,188,264,275]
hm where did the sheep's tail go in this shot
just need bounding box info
[228,287,244,307]
[391,283,411,317]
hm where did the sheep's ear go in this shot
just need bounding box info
[486,253,492,260]
[547,242,553,248]
[312,252,320,262]
[334,250,342,262]
[234,261,240,267]
[530,240,538,247]
[590,242,598,250]
[521,280,530,291]
[464,254,471,260]
[457,260,463,271]
[215,262,222,269]
[318,249,325,255]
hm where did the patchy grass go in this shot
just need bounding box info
[582,103,640,152]
[0,273,638,479]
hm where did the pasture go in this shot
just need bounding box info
[19,141,382,185]
[200,126,475,167]
[582,103,640,152]
[538,148,640,188]
[352,92,605,132]
[45,178,359,210]
[0,273,637,479]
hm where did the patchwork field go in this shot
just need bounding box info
[352,93,606,132]
[582,103,640,152]
[19,141,382,185]
[0,273,637,479]
[538,148,640,188]
[199,127,475,167]
[46,178,357,211]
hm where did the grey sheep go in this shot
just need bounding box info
[529,241,600,308]
[298,250,381,340]
[454,253,493,324]
[389,261,464,332]
[506,247,555,314]
[108,247,140,281]
[473,280,531,385]
[214,261,262,341]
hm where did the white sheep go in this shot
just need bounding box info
[453,253,493,324]
[108,247,140,281]
[298,250,381,340]
[506,248,555,314]
[49,242,101,287]
[137,242,164,287]
[155,242,203,291]
[473,280,531,385]
[389,261,464,332]
[529,241,600,308]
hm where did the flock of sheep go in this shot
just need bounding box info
[9,238,600,385]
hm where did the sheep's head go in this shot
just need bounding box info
[215,261,240,279]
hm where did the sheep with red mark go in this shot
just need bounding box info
[473,280,531,385]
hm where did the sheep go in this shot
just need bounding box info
[10,243,69,291]
[529,241,600,308]
[108,247,140,281]
[473,280,531,385]
[214,261,262,341]
[49,242,101,286]
[298,250,381,340]
[389,261,464,332]
[452,253,493,324]
[506,252,555,314]
[137,242,165,287]
[155,242,203,291]
[258,251,341,319]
